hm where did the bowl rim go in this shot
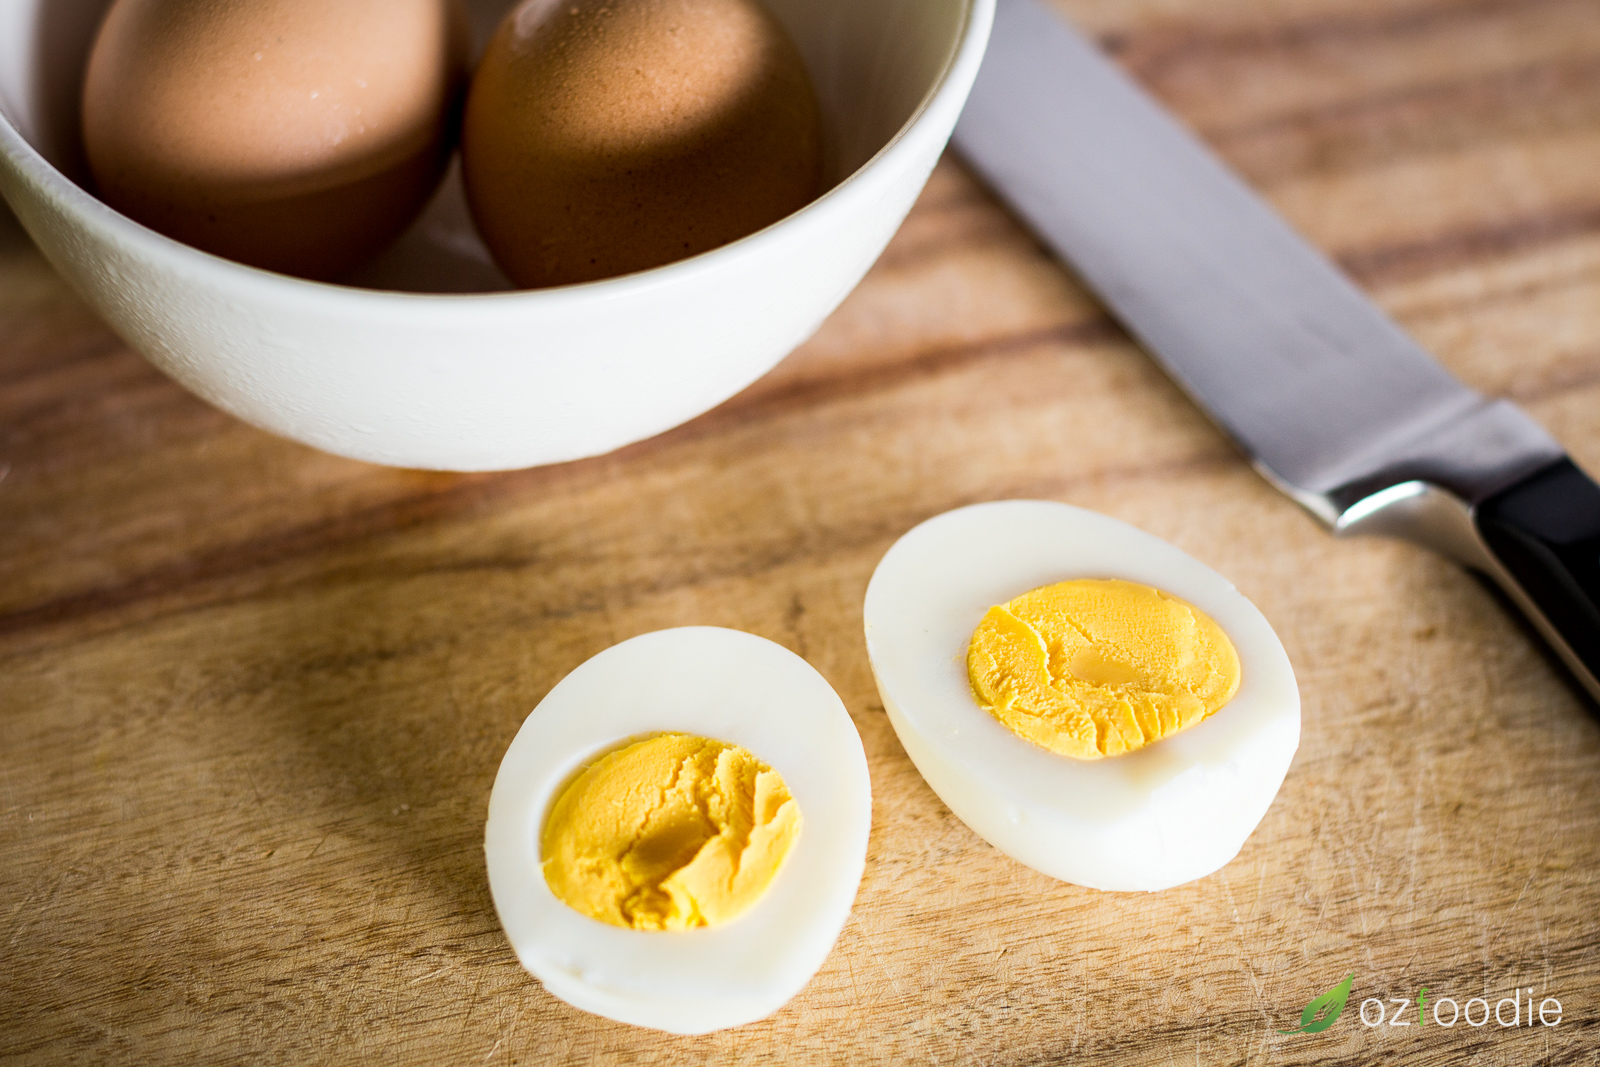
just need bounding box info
[0,0,994,308]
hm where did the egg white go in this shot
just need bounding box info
[863,500,1300,892]
[484,626,872,1034]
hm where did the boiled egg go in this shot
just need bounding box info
[485,627,871,1033]
[863,500,1299,892]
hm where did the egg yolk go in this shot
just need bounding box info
[542,733,802,930]
[967,579,1241,759]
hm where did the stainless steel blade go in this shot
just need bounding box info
[952,0,1561,522]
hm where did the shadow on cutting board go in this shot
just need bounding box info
[1,198,34,255]
[246,560,612,966]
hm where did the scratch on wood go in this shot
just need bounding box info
[1510,866,1539,913]
[6,889,40,947]
[1214,871,1269,1023]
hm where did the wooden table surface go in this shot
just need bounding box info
[5,0,1600,1063]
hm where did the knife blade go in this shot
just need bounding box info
[952,0,1600,703]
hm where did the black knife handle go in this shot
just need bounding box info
[1475,457,1600,703]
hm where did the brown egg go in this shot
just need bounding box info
[462,0,823,289]
[82,0,468,281]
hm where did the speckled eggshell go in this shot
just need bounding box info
[462,0,824,289]
[82,0,468,280]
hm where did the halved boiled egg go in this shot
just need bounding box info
[863,501,1299,892]
[485,627,871,1034]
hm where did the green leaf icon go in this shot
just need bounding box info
[1278,974,1354,1034]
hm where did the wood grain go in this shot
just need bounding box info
[5,0,1600,1062]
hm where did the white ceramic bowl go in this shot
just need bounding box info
[0,0,992,470]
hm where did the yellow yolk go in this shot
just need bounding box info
[541,733,802,930]
[967,579,1241,759]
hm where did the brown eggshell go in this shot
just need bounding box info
[461,0,823,289]
[82,0,468,281]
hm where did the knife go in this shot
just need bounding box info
[952,0,1600,704]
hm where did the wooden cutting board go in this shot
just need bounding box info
[4,0,1600,1062]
